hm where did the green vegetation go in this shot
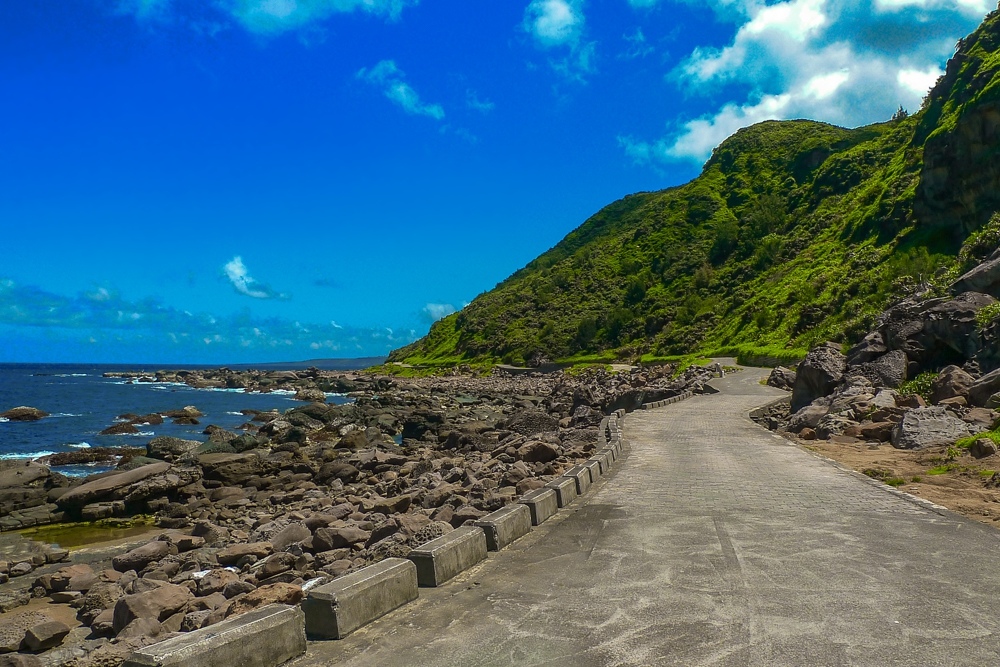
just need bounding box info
[898,371,937,399]
[391,11,1000,368]
[956,428,1000,449]
[928,464,957,475]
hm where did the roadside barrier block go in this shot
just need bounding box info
[303,558,417,640]
[588,454,609,475]
[584,459,602,481]
[474,504,532,551]
[545,476,578,507]
[562,465,592,495]
[123,604,304,667]
[599,446,617,463]
[408,526,487,587]
[518,488,559,526]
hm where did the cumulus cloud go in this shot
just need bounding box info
[422,303,456,322]
[223,256,289,299]
[117,0,419,34]
[623,0,988,164]
[523,0,596,81]
[524,0,584,47]
[357,60,445,120]
[466,89,495,114]
[0,276,417,357]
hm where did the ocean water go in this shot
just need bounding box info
[0,363,349,477]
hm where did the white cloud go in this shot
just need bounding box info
[357,60,444,120]
[624,0,988,163]
[117,0,419,34]
[223,256,288,299]
[523,0,595,81]
[524,0,584,47]
[422,303,456,322]
[898,65,943,95]
[466,89,495,113]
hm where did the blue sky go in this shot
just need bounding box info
[0,0,991,364]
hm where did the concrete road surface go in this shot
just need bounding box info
[293,366,1000,667]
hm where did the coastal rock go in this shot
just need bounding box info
[112,540,174,572]
[0,462,70,516]
[224,583,302,618]
[55,462,171,508]
[112,583,193,634]
[312,527,370,552]
[22,620,70,651]
[216,542,272,566]
[293,389,326,402]
[890,406,974,450]
[0,407,49,422]
[147,437,201,462]
[196,569,239,596]
[198,452,270,486]
[791,343,846,412]
[517,440,560,463]
[99,422,139,436]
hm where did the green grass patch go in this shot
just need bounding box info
[897,371,937,399]
[956,428,1000,449]
[927,464,957,475]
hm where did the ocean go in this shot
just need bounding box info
[0,363,350,477]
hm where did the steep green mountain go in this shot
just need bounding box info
[392,10,1000,369]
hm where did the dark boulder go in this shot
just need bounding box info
[791,343,846,412]
[0,407,49,422]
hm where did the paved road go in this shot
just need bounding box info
[295,366,1000,667]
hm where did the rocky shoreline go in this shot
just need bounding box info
[0,363,719,666]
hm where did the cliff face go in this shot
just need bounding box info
[917,13,1000,234]
[394,10,1000,368]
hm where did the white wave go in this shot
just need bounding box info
[69,442,92,449]
[0,450,56,460]
[53,413,82,418]
[54,373,89,377]
[226,411,245,416]
[205,387,248,393]
[325,392,346,397]
[268,389,297,396]
[0,417,8,423]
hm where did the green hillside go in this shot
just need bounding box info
[391,9,1000,369]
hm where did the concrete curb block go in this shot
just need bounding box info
[303,558,418,640]
[474,503,532,551]
[640,389,696,410]
[408,526,488,587]
[544,476,578,507]
[517,488,559,526]
[560,464,592,496]
[123,604,305,667]
[583,459,602,482]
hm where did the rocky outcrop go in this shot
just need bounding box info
[791,343,846,411]
[0,407,48,422]
[891,406,974,450]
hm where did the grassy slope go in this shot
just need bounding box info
[391,10,1000,369]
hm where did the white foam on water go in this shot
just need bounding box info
[54,373,89,377]
[0,450,56,460]
[69,442,92,449]
[0,417,8,423]
[53,413,82,418]
[226,411,245,416]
